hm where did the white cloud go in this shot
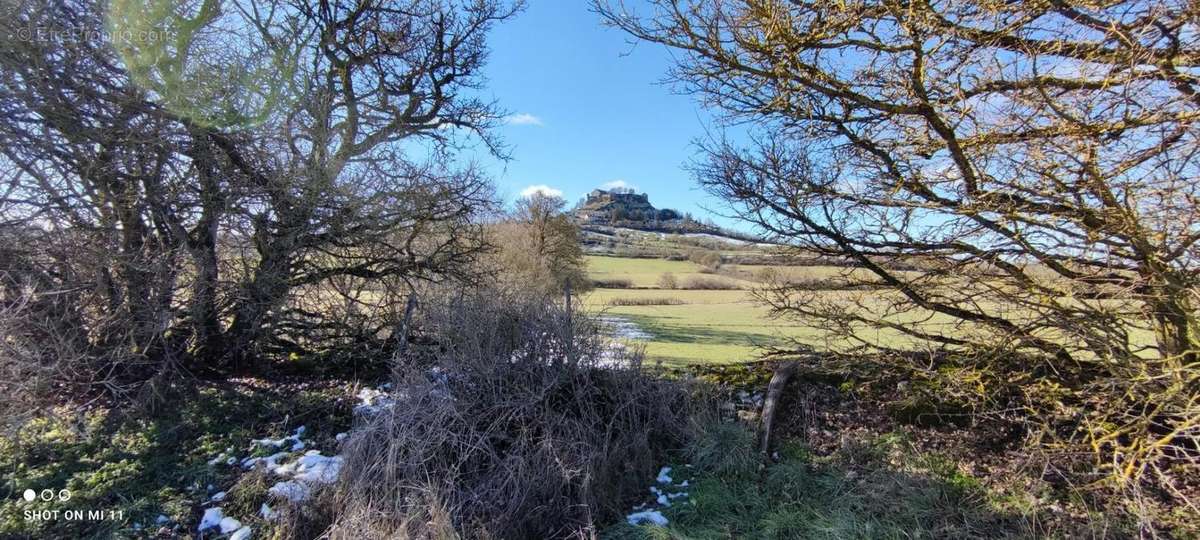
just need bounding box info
[519,184,564,199]
[505,113,544,126]
[601,179,637,191]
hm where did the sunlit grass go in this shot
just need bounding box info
[0,383,353,538]
[604,425,1034,539]
[584,257,1160,366]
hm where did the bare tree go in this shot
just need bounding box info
[0,0,517,407]
[494,192,590,295]
[1,0,200,398]
[185,0,517,367]
[597,0,1199,496]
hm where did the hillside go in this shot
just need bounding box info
[573,188,737,236]
[571,188,782,258]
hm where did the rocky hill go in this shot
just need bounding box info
[572,188,682,225]
[571,188,776,256]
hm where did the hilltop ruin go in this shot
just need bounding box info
[573,188,681,225]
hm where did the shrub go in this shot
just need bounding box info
[307,291,698,539]
[686,419,759,478]
[592,278,638,291]
[592,278,633,289]
[687,249,724,272]
[657,272,679,289]
[754,267,780,284]
[607,297,685,307]
[681,276,741,290]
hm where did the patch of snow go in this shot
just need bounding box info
[682,232,752,245]
[678,480,689,487]
[198,508,224,531]
[219,516,242,534]
[208,448,243,467]
[253,443,344,504]
[230,526,253,540]
[595,342,637,369]
[260,503,278,521]
[649,486,670,506]
[252,436,291,448]
[656,466,672,484]
[210,491,226,502]
[242,451,290,472]
[155,514,169,524]
[252,425,307,451]
[627,509,669,526]
[354,386,396,416]
[268,481,310,503]
[598,315,651,340]
[335,432,347,443]
[681,232,775,247]
[275,450,344,483]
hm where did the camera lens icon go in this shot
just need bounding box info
[40,489,55,502]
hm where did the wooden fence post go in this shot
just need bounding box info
[565,282,574,367]
[391,292,418,382]
[758,362,800,458]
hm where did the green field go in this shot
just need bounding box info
[585,255,747,288]
[585,256,1159,366]
[586,288,791,365]
[583,256,912,365]
[584,255,870,289]
[585,289,953,366]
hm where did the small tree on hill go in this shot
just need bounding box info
[498,193,590,295]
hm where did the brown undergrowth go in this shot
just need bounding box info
[676,360,1198,538]
[281,291,702,539]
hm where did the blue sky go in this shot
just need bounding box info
[467,2,742,229]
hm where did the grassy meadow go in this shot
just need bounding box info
[583,255,1158,366]
[583,256,903,366]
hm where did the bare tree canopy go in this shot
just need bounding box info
[597,0,1199,361]
[597,0,1199,490]
[0,0,518,407]
[503,192,590,294]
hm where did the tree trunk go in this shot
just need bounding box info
[222,230,296,371]
[1149,291,1197,366]
[190,243,222,359]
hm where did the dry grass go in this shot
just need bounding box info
[288,290,699,539]
[680,276,742,290]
